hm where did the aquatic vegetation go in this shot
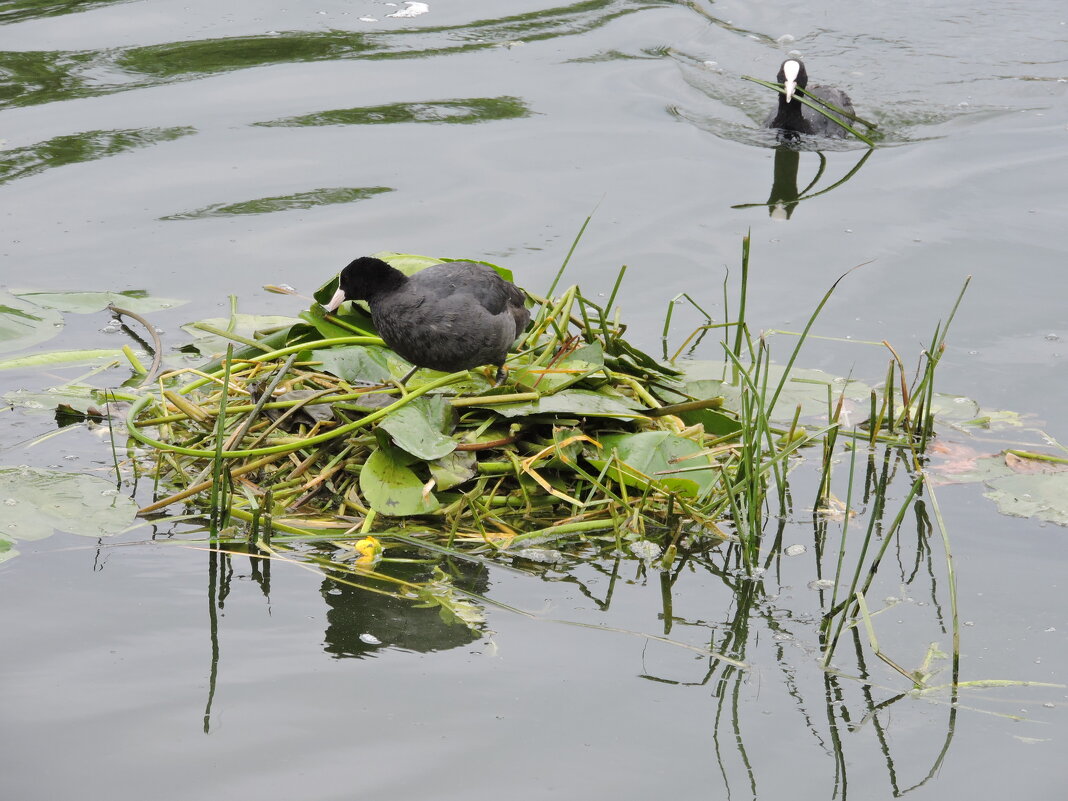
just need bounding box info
[2,236,1062,760]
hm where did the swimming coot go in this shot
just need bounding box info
[323,256,531,383]
[764,58,855,138]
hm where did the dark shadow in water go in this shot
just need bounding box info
[320,556,488,658]
[161,187,394,221]
[0,0,667,110]
[0,0,133,25]
[253,96,531,128]
[200,540,488,730]
[732,146,875,219]
[0,126,194,186]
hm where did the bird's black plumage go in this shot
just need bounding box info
[323,256,530,378]
[764,59,855,138]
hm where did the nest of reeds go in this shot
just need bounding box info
[126,252,754,562]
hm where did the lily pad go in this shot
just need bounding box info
[0,348,123,371]
[593,431,718,498]
[313,344,393,384]
[514,342,604,393]
[302,304,376,337]
[359,445,439,516]
[678,360,872,422]
[180,314,302,358]
[0,537,18,564]
[378,396,456,461]
[484,388,644,419]
[0,466,138,542]
[12,289,187,315]
[983,472,1068,527]
[429,450,478,491]
[0,290,64,354]
[373,252,446,276]
[3,383,103,414]
[678,406,742,437]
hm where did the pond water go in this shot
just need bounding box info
[2,1,1067,798]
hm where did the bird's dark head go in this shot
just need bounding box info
[322,256,403,312]
[777,58,808,103]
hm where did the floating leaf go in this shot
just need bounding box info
[313,345,393,383]
[3,383,103,414]
[429,450,477,491]
[12,289,187,315]
[679,406,742,437]
[920,392,981,423]
[373,252,446,276]
[302,304,376,336]
[359,446,439,516]
[0,290,64,354]
[0,349,122,371]
[514,342,604,392]
[379,396,456,461]
[180,314,302,358]
[0,537,18,564]
[162,186,393,220]
[0,467,138,542]
[982,473,1068,527]
[594,431,718,498]
[485,388,643,419]
[679,360,871,422]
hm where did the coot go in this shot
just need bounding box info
[323,256,531,384]
[764,58,855,138]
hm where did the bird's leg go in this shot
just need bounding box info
[398,365,419,385]
[492,365,508,388]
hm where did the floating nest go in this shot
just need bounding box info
[125,253,758,564]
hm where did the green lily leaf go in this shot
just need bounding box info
[429,450,478,491]
[374,252,446,276]
[983,472,1068,527]
[302,304,377,337]
[593,431,718,498]
[0,290,64,354]
[0,349,122,371]
[0,467,138,542]
[313,345,393,384]
[12,289,186,314]
[485,388,643,419]
[679,406,742,437]
[379,396,456,461]
[180,314,302,358]
[679,360,872,422]
[3,383,103,414]
[359,445,439,516]
[513,341,604,393]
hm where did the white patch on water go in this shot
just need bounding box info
[388,2,429,18]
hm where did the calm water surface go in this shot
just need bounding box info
[2,1,1067,798]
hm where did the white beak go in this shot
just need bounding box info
[784,78,797,103]
[323,286,347,313]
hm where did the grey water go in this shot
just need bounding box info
[1,1,1067,798]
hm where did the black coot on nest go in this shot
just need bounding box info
[323,256,531,384]
[764,58,854,138]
